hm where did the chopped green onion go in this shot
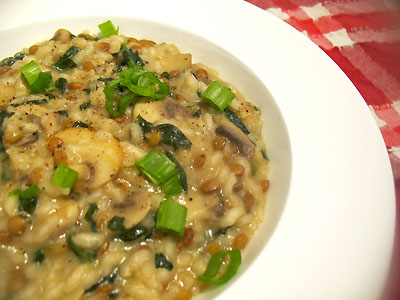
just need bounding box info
[20,61,54,94]
[21,61,41,86]
[197,249,241,285]
[51,163,78,189]
[155,199,187,237]
[66,234,97,262]
[84,203,98,232]
[135,150,182,197]
[52,46,80,72]
[201,81,235,111]
[19,184,40,199]
[98,20,119,38]
[155,253,173,270]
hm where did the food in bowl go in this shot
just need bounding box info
[0,21,270,300]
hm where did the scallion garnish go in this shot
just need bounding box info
[155,199,187,237]
[20,61,54,93]
[201,81,235,111]
[197,249,242,285]
[135,150,182,198]
[50,163,78,189]
[98,20,119,38]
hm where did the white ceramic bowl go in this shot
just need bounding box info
[0,1,394,299]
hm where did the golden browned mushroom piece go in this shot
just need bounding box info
[113,192,152,228]
[54,127,123,189]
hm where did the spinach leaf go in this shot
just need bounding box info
[80,102,91,110]
[120,44,144,70]
[192,107,201,117]
[155,253,173,270]
[11,99,47,107]
[0,52,26,68]
[137,115,153,135]
[108,216,125,231]
[66,234,97,263]
[224,108,250,135]
[72,121,89,128]
[136,116,191,150]
[85,267,119,293]
[33,249,45,264]
[113,225,149,242]
[55,78,67,94]
[261,149,269,161]
[84,203,98,232]
[165,151,187,192]
[160,72,169,79]
[53,46,80,72]
[56,110,69,117]
[154,123,192,150]
[12,184,40,215]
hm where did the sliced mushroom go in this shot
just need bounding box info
[215,119,255,158]
[52,29,72,41]
[16,104,60,137]
[113,192,151,228]
[133,97,190,123]
[54,127,123,189]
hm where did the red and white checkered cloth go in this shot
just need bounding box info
[245,0,400,299]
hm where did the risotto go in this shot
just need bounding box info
[0,21,269,300]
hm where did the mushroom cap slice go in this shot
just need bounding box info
[113,192,152,228]
[54,127,123,189]
[215,119,255,158]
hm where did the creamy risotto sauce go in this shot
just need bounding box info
[0,25,269,300]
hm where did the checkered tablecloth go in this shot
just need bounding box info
[245,0,400,299]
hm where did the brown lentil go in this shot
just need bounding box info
[139,39,156,48]
[169,70,180,79]
[213,136,227,150]
[29,45,39,55]
[67,82,84,90]
[47,136,64,153]
[8,216,27,236]
[96,42,110,52]
[261,179,270,192]
[4,127,23,143]
[233,233,248,250]
[194,68,208,80]
[83,61,95,71]
[206,243,221,255]
[145,130,161,147]
[28,167,44,184]
[182,227,194,247]
[229,163,245,177]
[201,180,221,194]
[242,190,255,211]
[193,154,206,168]
[53,149,68,166]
